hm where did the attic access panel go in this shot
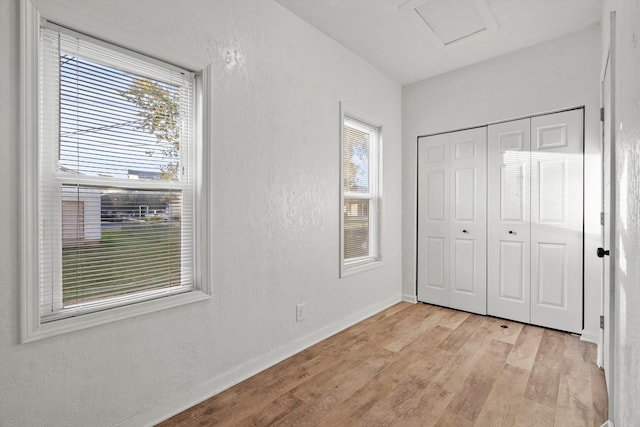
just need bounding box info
[416,0,485,44]
[399,0,498,48]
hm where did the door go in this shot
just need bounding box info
[417,127,487,314]
[602,53,613,395]
[530,109,584,333]
[418,132,450,307]
[487,119,531,323]
[601,13,616,412]
[449,128,487,314]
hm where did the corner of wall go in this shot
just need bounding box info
[402,294,417,303]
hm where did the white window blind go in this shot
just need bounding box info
[39,24,196,320]
[342,115,380,270]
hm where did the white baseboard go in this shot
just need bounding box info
[580,328,602,368]
[115,294,402,427]
[580,328,600,345]
[402,293,417,303]
[600,420,614,427]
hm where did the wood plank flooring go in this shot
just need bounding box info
[158,302,608,427]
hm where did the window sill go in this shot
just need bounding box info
[22,290,211,343]
[341,260,384,278]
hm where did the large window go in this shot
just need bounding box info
[341,111,381,276]
[21,5,210,341]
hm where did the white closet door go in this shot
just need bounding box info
[487,119,531,323]
[530,109,583,333]
[417,128,486,314]
[449,128,487,314]
[418,133,450,307]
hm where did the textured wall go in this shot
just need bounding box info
[613,0,640,419]
[401,26,602,338]
[602,0,640,424]
[0,0,402,425]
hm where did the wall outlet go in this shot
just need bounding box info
[296,303,306,322]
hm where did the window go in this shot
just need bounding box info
[21,3,210,341]
[340,109,382,276]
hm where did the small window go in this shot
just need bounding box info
[341,111,381,276]
[21,7,210,341]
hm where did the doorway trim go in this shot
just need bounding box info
[599,10,616,424]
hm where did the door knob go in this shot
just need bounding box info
[508,230,516,235]
[597,247,610,258]
[462,229,468,233]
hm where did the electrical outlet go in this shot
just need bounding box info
[296,303,306,322]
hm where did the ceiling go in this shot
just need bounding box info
[274,0,602,85]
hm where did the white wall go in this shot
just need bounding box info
[402,26,602,339]
[601,1,640,425]
[0,0,402,425]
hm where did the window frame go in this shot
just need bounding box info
[339,103,383,277]
[20,0,212,342]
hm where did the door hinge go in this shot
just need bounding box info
[600,107,605,122]
[600,315,605,329]
[601,212,605,226]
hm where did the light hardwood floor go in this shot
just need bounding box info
[158,302,608,427]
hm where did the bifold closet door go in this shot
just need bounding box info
[418,132,450,307]
[530,109,583,333]
[417,127,487,315]
[487,118,531,323]
[487,109,583,333]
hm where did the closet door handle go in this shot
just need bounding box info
[462,229,469,234]
[508,230,516,235]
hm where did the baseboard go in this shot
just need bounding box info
[600,420,614,427]
[115,294,402,427]
[580,328,602,367]
[402,293,417,303]
[580,328,600,345]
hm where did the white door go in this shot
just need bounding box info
[530,109,584,333]
[487,119,531,323]
[601,38,615,404]
[418,133,450,307]
[417,127,487,314]
[602,60,612,392]
[449,128,487,314]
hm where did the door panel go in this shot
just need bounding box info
[536,242,567,308]
[426,237,446,290]
[488,119,531,323]
[501,164,525,222]
[499,240,526,301]
[449,128,487,314]
[427,170,446,220]
[418,127,486,314]
[418,133,450,307]
[530,109,583,333]
[452,238,475,294]
[455,139,476,160]
[454,168,476,221]
[538,159,567,223]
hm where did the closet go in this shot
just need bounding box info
[417,127,487,315]
[487,109,583,333]
[417,109,584,333]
